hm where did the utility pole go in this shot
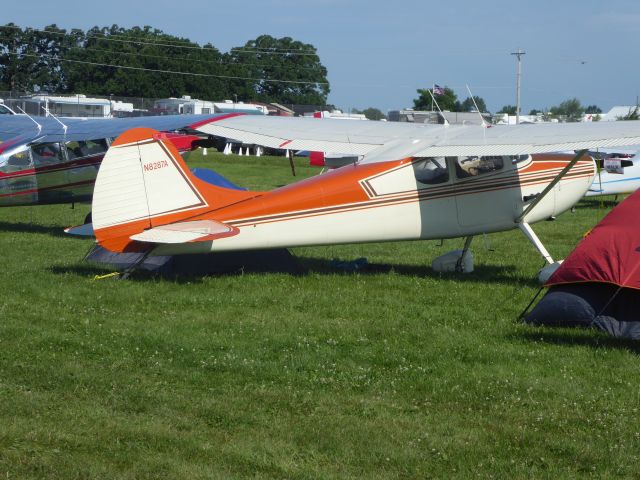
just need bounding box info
[511,48,526,124]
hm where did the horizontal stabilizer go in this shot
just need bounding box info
[64,223,95,237]
[130,220,237,244]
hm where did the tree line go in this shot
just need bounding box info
[497,99,604,122]
[411,86,637,122]
[0,24,330,105]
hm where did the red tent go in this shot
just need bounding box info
[547,189,640,290]
[525,190,640,338]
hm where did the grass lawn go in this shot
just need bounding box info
[1,151,638,479]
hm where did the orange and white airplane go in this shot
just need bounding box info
[83,115,640,272]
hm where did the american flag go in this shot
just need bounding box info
[433,84,445,96]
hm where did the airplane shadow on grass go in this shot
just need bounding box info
[576,197,621,209]
[298,256,540,287]
[0,220,71,238]
[50,252,540,288]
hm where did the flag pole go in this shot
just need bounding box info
[431,83,434,111]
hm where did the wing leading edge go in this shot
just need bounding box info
[194,115,640,162]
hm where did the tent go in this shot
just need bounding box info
[524,190,640,339]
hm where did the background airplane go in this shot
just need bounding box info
[80,116,640,274]
[585,146,640,198]
[0,114,219,208]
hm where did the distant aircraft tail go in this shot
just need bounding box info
[92,127,258,253]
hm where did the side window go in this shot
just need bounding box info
[455,156,504,178]
[84,139,108,156]
[65,141,85,160]
[31,142,64,166]
[414,157,449,185]
[65,139,108,160]
[0,148,33,173]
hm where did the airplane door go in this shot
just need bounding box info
[64,139,108,202]
[452,156,520,233]
[31,142,71,204]
[412,158,459,238]
[0,146,38,206]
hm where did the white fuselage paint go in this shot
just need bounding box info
[151,158,595,256]
[586,160,640,197]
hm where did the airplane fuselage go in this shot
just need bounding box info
[586,159,640,197]
[149,153,595,256]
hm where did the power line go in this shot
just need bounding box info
[0,24,319,56]
[69,46,321,68]
[0,32,326,72]
[4,51,329,85]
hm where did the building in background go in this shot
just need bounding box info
[388,109,491,125]
[3,94,134,118]
[153,96,268,116]
[304,110,368,120]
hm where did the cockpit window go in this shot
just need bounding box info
[512,154,530,164]
[413,157,449,185]
[65,139,108,160]
[31,142,64,166]
[455,155,504,178]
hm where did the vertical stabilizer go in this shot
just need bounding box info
[92,128,256,253]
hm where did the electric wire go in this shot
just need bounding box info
[0,24,319,56]
[3,51,329,85]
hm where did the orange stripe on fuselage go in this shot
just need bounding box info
[96,151,592,253]
[194,158,411,224]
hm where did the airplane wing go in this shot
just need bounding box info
[0,114,224,145]
[194,115,640,162]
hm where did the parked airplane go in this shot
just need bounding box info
[80,116,640,272]
[585,147,640,197]
[0,114,218,207]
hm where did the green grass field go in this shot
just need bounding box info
[1,151,638,479]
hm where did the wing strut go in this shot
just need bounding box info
[519,222,554,264]
[514,149,588,266]
[288,149,296,176]
[515,149,588,223]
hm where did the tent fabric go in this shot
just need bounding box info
[190,168,246,191]
[546,189,640,289]
[524,284,640,338]
[525,190,640,339]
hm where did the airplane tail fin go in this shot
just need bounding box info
[92,127,257,253]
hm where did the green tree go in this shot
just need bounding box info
[63,25,228,100]
[361,107,386,120]
[413,86,458,111]
[460,96,487,113]
[226,35,329,105]
[0,23,69,93]
[529,109,541,115]
[585,104,602,114]
[618,106,639,121]
[498,105,517,115]
[549,98,584,122]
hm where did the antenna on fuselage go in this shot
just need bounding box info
[428,89,450,126]
[41,105,68,135]
[465,84,489,128]
[15,106,42,133]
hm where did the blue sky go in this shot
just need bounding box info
[4,0,640,113]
